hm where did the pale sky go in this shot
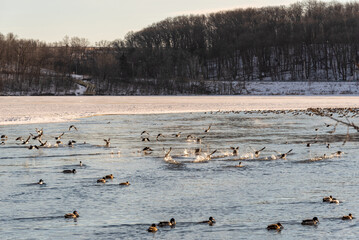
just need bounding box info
[0,0,350,45]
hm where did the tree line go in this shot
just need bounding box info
[1,0,359,95]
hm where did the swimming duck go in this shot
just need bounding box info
[235,162,244,168]
[63,169,76,174]
[119,181,130,186]
[199,216,216,225]
[158,218,176,227]
[64,211,79,218]
[79,161,83,167]
[342,213,353,220]
[267,222,283,230]
[323,195,333,202]
[105,174,114,179]
[301,217,319,225]
[147,224,157,232]
[330,198,340,204]
[37,179,45,185]
[97,177,106,183]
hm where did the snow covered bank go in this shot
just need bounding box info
[1,96,359,125]
[221,81,359,95]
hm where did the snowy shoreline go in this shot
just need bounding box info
[1,96,359,125]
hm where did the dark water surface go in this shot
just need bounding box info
[0,111,358,239]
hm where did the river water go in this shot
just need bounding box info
[0,111,358,239]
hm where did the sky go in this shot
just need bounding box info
[0,0,351,45]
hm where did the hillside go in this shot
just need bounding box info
[0,0,359,95]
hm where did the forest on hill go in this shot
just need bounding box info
[0,0,359,95]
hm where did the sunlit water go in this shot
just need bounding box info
[0,111,358,239]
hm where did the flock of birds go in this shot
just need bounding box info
[266,194,354,231]
[1,107,358,234]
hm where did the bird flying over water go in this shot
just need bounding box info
[55,132,65,140]
[69,125,78,131]
[204,125,212,133]
[104,138,110,147]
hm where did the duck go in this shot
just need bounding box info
[37,179,45,185]
[147,224,158,232]
[342,213,353,220]
[97,177,106,183]
[330,198,340,204]
[199,216,216,225]
[235,162,244,168]
[105,174,114,179]
[267,222,283,230]
[119,181,130,186]
[301,217,319,225]
[158,218,176,227]
[79,161,83,167]
[323,195,333,202]
[63,169,76,174]
[64,211,79,218]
